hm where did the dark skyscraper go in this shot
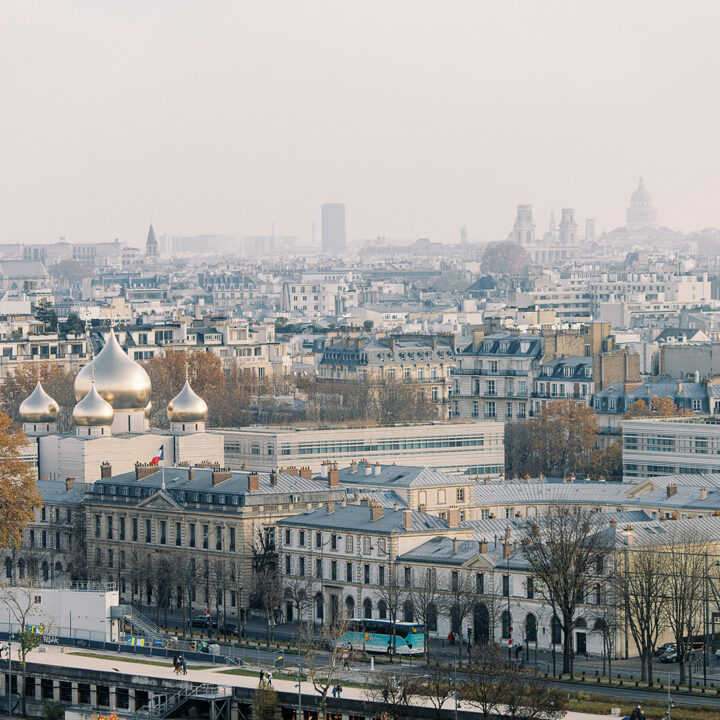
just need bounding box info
[321,203,346,254]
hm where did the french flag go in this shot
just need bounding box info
[150,445,164,466]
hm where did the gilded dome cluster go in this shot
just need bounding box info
[19,327,211,433]
[167,380,208,423]
[19,382,59,424]
[74,329,152,410]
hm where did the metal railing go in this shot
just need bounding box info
[137,683,225,717]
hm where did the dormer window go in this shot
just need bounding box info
[563,367,572,377]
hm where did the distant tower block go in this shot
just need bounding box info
[626,177,658,230]
[321,203,346,254]
[585,218,596,243]
[558,208,578,245]
[509,204,535,244]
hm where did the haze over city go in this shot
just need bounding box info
[3,0,720,246]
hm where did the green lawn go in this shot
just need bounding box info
[69,651,213,670]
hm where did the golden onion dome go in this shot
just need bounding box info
[74,329,152,410]
[167,380,208,423]
[73,384,115,427]
[19,381,59,424]
[144,401,152,419]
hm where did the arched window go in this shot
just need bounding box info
[378,599,387,620]
[54,561,63,577]
[428,603,438,632]
[525,613,537,643]
[42,561,49,582]
[345,596,355,619]
[17,559,25,580]
[575,617,587,629]
[473,603,489,643]
[4,558,11,579]
[551,615,562,645]
[501,610,512,639]
[315,593,324,621]
[363,598,372,619]
[403,599,414,623]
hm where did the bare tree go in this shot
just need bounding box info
[411,567,442,661]
[662,532,709,686]
[365,671,420,720]
[461,643,507,720]
[376,560,409,661]
[284,576,314,637]
[444,568,477,666]
[415,664,455,719]
[519,673,567,720]
[617,547,666,685]
[254,565,283,646]
[305,617,349,720]
[0,580,53,716]
[589,582,622,681]
[523,509,607,675]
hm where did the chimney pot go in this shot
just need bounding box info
[505,525,512,539]
[300,466,312,480]
[65,475,75,491]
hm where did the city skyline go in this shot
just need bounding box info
[3,1,720,246]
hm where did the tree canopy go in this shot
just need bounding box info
[481,241,531,275]
[0,413,42,550]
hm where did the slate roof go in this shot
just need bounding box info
[37,480,92,506]
[90,466,345,507]
[278,503,450,534]
[339,462,462,488]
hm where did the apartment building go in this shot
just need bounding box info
[531,356,593,416]
[318,335,456,412]
[220,422,505,476]
[451,332,542,422]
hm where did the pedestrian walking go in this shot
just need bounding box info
[336,685,342,697]
[448,632,455,645]
[180,657,187,675]
[259,669,265,683]
[267,671,273,685]
[331,686,338,698]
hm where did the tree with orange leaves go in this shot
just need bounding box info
[0,412,41,551]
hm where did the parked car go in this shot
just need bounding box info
[191,615,217,629]
[659,649,696,663]
[219,622,239,636]
[656,642,676,656]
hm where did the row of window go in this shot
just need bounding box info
[93,515,240,550]
[282,529,385,555]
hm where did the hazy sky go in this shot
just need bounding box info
[2,1,720,247]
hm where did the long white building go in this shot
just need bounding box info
[220,421,504,476]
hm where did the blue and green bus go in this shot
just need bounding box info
[338,620,425,655]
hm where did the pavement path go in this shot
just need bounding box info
[21,647,617,720]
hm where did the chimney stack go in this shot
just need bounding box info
[447,506,460,528]
[328,465,339,487]
[320,462,329,479]
[374,462,382,476]
[350,460,358,474]
[300,467,312,480]
[505,525,512,540]
[609,518,617,527]
[453,538,460,555]
[187,467,194,481]
[327,501,335,514]
[365,463,373,476]
[135,462,160,481]
[479,538,488,554]
[700,486,708,500]
[667,483,678,498]
[100,463,112,479]
[248,471,259,492]
[212,468,232,486]
[370,502,384,521]
[531,522,539,537]
[403,507,412,530]
[270,470,278,487]
[65,475,75,492]
[503,541,512,559]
